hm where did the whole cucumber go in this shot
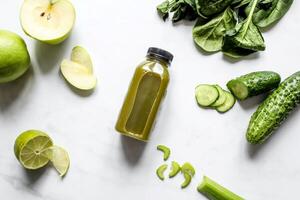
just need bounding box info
[227,71,281,100]
[246,71,300,144]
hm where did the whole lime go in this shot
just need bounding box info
[0,30,30,83]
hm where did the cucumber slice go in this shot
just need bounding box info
[195,84,219,107]
[211,85,227,107]
[216,91,236,113]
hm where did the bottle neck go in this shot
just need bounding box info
[146,55,170,67]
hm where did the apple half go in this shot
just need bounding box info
[20,0,76,44]
[61,46,97,90]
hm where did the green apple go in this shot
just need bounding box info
[0,30,30,83]
[20,0,76,45]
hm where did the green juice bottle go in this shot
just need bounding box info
[115,47,173,141]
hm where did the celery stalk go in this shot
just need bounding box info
[197,176,244,200]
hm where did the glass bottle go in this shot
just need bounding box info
[115,47,173,141]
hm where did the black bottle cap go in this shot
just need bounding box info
[147,47,174,65]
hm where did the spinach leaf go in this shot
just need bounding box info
[157,0,172,20]
[234,0,252,8]
[157,0,198,22]
[222,0,265,58]
[196,0,235,17]
[246,0,294,28]
[193,8,236,52]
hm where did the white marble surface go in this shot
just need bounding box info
[0,0,300,199]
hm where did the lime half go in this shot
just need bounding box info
[45,146,70,177]
[14,130,53,170]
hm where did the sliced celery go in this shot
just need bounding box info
[169,161,181,178]
[197,176,244,200]
[181,173,192,188]
[156,164,168,181]
[157,145,171,161]
[181,162,195,189]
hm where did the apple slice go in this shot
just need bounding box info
[61,59,97,90]
[71,46,93,72]
[20,0,76,44]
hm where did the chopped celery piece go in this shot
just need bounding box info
[181,162,195,176]
[169,161,181,178]
[197,176,244,200]
[181,162,195,189]
[157,145,171,161]
[156,164,168,181]
[181,172,192,188]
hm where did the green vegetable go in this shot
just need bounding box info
[181,162,195,188]
[193,8,236,52]
[222,0,266,58]
[198,176,245,200]
[157,0,198,22]
[211,85,227,107]
[157,0,293,58]
[181,172,192,188]
[195,84,219,107]
[246,0,294,28]
[247,71,300,144]
[196,0,234,17]
[216,91,236,113]
[227,71,281,100]
[169,161,181,178]
[157,145,171,161]
[156,164,168,181]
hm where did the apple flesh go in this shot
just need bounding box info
[61,59,97,90]
[71,46,93,72]
[0,30,30,83]
[20,0,76,45]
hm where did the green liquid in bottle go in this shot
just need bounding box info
[115,48,173,141]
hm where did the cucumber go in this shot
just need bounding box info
[227,71,281,100]
[216,91,236,113]
[246,71,300,144]
[195,84,219,106]
[211,85,227,107]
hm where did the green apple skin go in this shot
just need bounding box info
[0,30,30,83]
[22,28,72,45]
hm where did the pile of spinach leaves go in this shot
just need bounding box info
[157,0,293,58]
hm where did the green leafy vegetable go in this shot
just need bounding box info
[157,0,293,58]
[193,8,236,52]
[196,0,234,17]
[157,0,198,22]
[222,0,265,58]
[246,0,294,28]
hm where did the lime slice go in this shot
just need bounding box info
[71,46,93,72]
[45,145,70,177]
[14,130,53,170]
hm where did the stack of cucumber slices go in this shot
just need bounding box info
[195,84,236,113]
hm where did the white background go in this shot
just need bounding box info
[0,0,300,199]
